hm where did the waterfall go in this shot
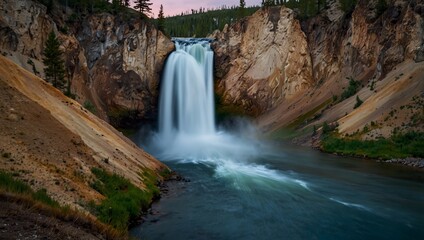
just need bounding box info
[158,38,215,138]
[150,38,261,161]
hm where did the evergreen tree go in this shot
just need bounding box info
[238,0,246,19]
[112,0,123,12]
[43,31,66,89]
[158,4,165,32]
[134,0,152,14]
[376,0,387,16]
[339,0,357,13]
[264,0,276,7]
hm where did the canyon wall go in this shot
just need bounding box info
[212,7,313,116]
[1,0,422,138]
[213,0,424,138]
[0,0,174,127]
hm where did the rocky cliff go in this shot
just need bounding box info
[72,13,174,126]
[212,7,313,116]
[212,0,424,139]
[0,0,174,127]
[0,55,167,212]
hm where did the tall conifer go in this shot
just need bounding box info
[158,4,165,32]
[43,31,66,89]
[238,0,246,19]
[134,0,152,14]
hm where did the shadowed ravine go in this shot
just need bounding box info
[130,39,424,240]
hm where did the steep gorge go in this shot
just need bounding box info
[0,0,423,237]
[2,0,422,139]
[212,0,424,140]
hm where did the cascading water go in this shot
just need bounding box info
[148,38,302,190]
[151,38,263,161]
[158,38,215,138]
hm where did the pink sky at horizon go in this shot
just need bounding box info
[146,0,261,18]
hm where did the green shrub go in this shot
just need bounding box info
[0,171,32,194]
[321,132,424,159]
[90,168,160,230]
[354,95,363,109]
[33,188,60,207]
[332,95,338,102]
[341,78,360,100]
[0,171,60,207]
[83,100,97,114]
[322,122,331,134]
[339,0,357,13]
[322,121,338,135]
[376,0,388,17]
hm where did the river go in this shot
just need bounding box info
[131,139,424,240]
[130,38,424,240]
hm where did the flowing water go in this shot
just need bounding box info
[130,39,424,240]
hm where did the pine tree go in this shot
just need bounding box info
[158,4,165,32]
[43,31,66,89]
[339,0,357,13]
[376,0,387,16]
[238,0,246,19]
[112,0,123,12]
[263,0,275,7]
[134,0,152,14]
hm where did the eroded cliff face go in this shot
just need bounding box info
[0,0,54,59]
[0,0,174,127]
[0,0,53,75]
[213,0,424,138]
[304,0,423,86]
[212,7,313,116]
[72,14,174,126]
[300,0,424,138]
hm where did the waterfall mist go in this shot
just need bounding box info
[141,38,293,190]
[146,38,265,162]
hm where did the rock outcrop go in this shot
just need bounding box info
[72,14,174,126]
[304,0,423,86]
[212,7,313,116]
[0,0,174,127]
[0,55,167,212]
[213,0,424,137]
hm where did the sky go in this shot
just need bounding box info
[148,0,261,18]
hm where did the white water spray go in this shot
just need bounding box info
[149,38,308,190]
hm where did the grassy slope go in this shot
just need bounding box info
[0,52,169,233]
[89,168,162,230]
[0,171,128,239]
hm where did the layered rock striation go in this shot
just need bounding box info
[0,55,167,212]
[0,0,174,127]
[212,0,424,136]
[212,7,313,116]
